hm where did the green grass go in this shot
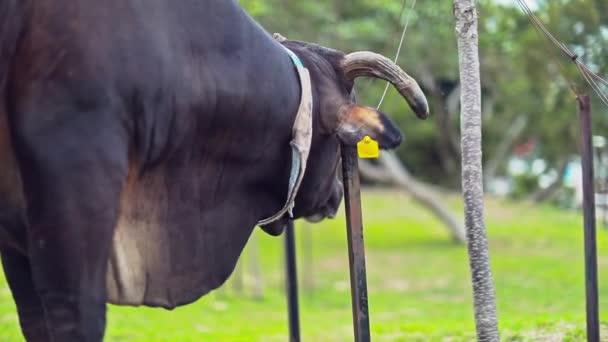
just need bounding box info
[1,190,607,341]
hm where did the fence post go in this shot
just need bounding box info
[577,94,600,342]
[284,220,301,342]
[341,144,371,342]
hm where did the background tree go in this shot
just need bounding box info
[453,0,499,340]
[239,0,608,199]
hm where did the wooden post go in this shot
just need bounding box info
[577,94,600,342]
[341,144,371,342]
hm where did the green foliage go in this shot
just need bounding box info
[244,0,608,191]
[510,173,539,200]
[1,191,607,340]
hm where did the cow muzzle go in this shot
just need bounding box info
[304,180,342,223]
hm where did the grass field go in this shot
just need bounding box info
[1,190,607,341]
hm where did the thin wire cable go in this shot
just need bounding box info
[515,0,608,105]
[579,64,608,107]
[516,0,570,52]
[515,0,579,95]
[357,0,408,99]
[377,0,417,110]
[580,63,608,87]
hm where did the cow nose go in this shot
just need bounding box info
[324,207,338,219]
[305,213,325,223]
[303,181,343,223]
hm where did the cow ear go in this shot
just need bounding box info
[336,105,403,149]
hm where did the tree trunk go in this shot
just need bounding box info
[484,116,528,188]
[527,158,569,203]
[417,66,461,178]
[301,222,315,295]
[359,152,466,243]
[453,1,500,341]
[248,232,264,300]
[231,256,244,295]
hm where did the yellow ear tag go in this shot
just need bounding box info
[357,136,380,159]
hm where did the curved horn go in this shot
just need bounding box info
[342,52,429,119]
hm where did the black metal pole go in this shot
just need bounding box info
[284,220,301,342]
[341,144,371,342]
[578,94,600,342]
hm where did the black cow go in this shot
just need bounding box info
[0,0,428,341]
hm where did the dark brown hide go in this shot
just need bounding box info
[1,0,302,313]
[0,0,424,339]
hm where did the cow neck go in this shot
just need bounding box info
[257,46,313,227]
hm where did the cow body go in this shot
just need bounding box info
[1,1,318,340]
[0,0,428,340]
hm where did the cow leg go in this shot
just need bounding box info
[1,247,50,341]
[11,101,129,342]
[19,143,127,342]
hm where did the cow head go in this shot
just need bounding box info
[262,34,428,234]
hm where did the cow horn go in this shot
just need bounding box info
[342,52,429,119]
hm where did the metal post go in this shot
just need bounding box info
[578,94,600,342]
[284,220,301,342]
[341,144,371,342]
